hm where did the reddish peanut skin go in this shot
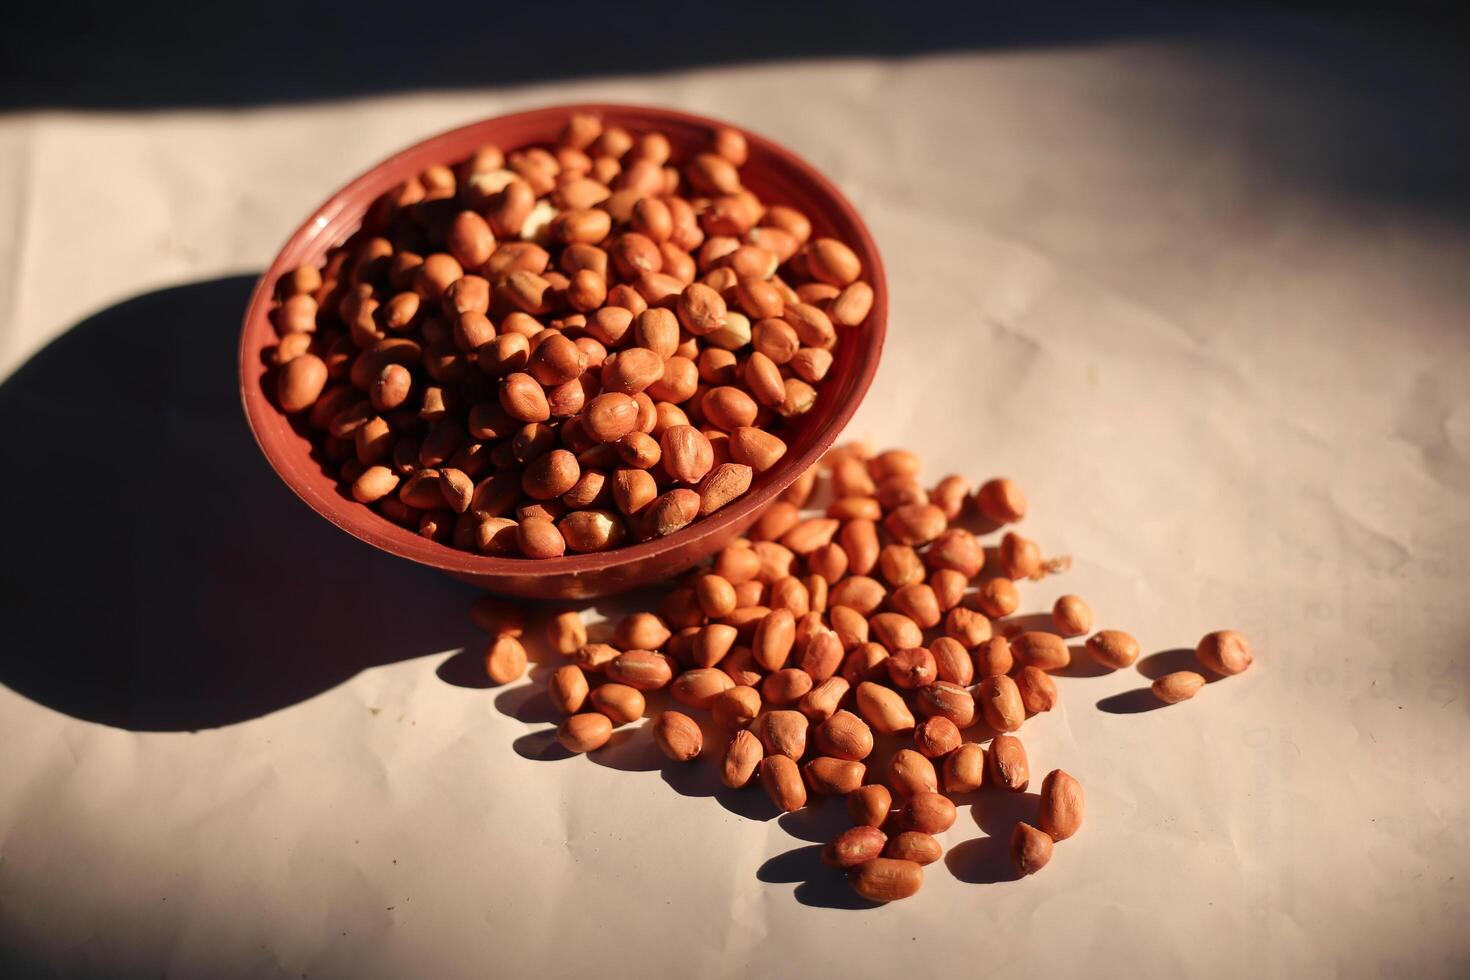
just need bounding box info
[900,791,957,834]
[823,826,888,869]
[988,734,1030,792]
[1086,629,1141,670]
[1012,822,1053,875]
[1039,769,1085,841]
[1152,671,1206,703]
[556,713,613,753]
[1196,629,1254,676]
[761,754,807,812]
[848,784,892,828]
[884,831,942,866]
[849,858,923,903]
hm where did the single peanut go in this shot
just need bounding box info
[913,716,963,759]
[653,710,703,761]
[758,709,809,759]
[761,754,807,812]
[815,709,874,761]
[804,757,866,796]
[589,683,645,724]
[849,858,923,903]
[556,712,613,753]
[971,578,1020,619]
[606,650,674,691]
[722,729,763,788]
[981,675,1029,734]
[671,667,736,709]
[1052,594,1093,637]
[1039,769,1084,841]
[848,784,892,828]
[855,681,916,734]
[823,826,887,869]
[975,478,1027,524]
[1152,670,1206,703]
[711,685,762,729]
[548,664,589,714]
[1086,629,1141,670]
[887,749,939,798]
[900,791,957,834]
[1196,629,1253,676]
[1012,631,1071,671]
[1011,822,1053,875]
[987,733,1030,792]
[1015,665,1059,715]
[485,635,528,684]
[943,743,986,794]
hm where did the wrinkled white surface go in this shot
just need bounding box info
[2,42,1469,980]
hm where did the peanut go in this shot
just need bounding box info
[761,754,807,812]
[815,709,874,761]
[653,710,703,761]
[1011,631,1071,671]
[804,757,866,796]
[943,743,986,794]
[849,858,922,903]
[848,784,892,828]
[1085,629,1141,670]
[913,716,962,758]
[556,712,613,753]
[1011,822,1053,875]
[758,709,809,759]
[1052,594,1093,637]
[485,635,528,684]
[606,650,674,691]
[1038,769,1084,841]
[589,683,645,725]
[970,578,1020,619]
[887,749,939,798]
[1015,665,1059,715]
[981,678,1029,731]
[915,681,976,729]
[987,733,1030,792]
[823,826,887,869]
[548,665,589,714]
[722,729,763,788]
[1152,671,1206,703]
[671,667,735,710]
[885,831,941,866]
[855,681,916,734]
[711,685,762,729]
[1196,629,1253,676]
[900,791,957,834]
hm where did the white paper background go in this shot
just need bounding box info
[2,36,1468,980]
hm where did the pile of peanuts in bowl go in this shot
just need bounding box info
[474,442,1256,903]
[266,112,875,557]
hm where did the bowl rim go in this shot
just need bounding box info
[239,102,887,580]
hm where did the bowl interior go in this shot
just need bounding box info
[240,103,887,587]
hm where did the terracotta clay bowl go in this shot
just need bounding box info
[240,104,886,599]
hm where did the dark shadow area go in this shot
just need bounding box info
[0,277,480,731]
[500,690,783,820]
[993,612,1058,638]
[1095,688,1169,714]
[944,790,1041,884]
[778,799,853,843]
[756,843,883,911]
[0,2,1226,111]
[1054,644,1115,679]
[1135,647,1213,681]
[1096,646,1219,712]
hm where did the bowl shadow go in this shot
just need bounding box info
[0,276,479,731]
